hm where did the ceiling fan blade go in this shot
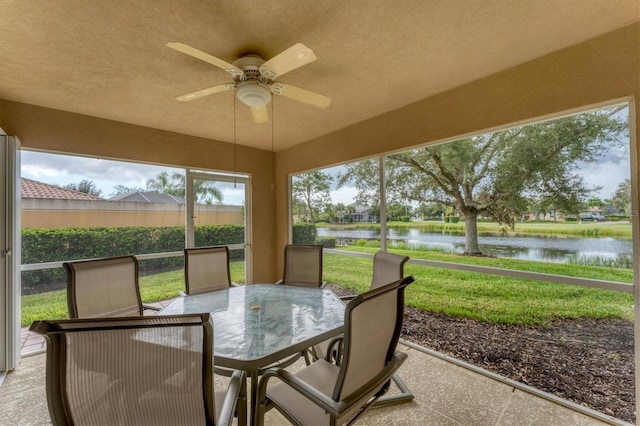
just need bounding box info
[271,83,331,109]
[176,83,235,101]
[166,42,244,79]
[250,105,269,123]
[259,43,317,80]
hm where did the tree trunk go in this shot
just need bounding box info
[463,213,482,255]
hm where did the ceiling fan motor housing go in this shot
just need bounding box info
[233,55,273,107]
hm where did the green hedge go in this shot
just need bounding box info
[315,237,336,248]
[22,225,245,292]
[606,215,629,222]
[292,223,317,244]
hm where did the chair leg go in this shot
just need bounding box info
[303,349,312,366]
[372,373,414,407]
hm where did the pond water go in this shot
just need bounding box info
[317,227,632,263]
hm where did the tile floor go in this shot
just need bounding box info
[7,297,632,425]
[2,337,630,425]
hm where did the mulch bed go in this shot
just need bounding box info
[327,284,636,424]
[403,308,636,424]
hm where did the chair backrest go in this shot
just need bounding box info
[370,250,410,290]
[30,314,216,426]
[184,246,232,295]
[64,255,143,318]
[333,276,414,402]
[281,244,324,288]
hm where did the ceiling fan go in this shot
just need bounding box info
[166,42,331,123]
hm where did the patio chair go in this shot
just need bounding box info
[30,313,247,426]
[334,250,410,305]
[274,244,327,366]
[255,276,414,425]
[312,250,414,407]
[183,245,235,296]
[275,244,327,288]
[371,250,410,290]
[64,255,161,318]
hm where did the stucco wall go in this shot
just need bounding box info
[21,199,243,228]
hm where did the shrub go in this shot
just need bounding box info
[606,215,629,222]
[350,239,381,248]
[292,223,317,244]
[315,237,336,248]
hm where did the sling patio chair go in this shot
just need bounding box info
[183,245,235,296]
[63,255,161,318]
[311,250,414,407]
[275,244,327,288]
[274,244,327,366]
[255,276,414,425]
[30,313,247,426]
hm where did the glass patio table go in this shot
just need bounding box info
[159,283,345,425]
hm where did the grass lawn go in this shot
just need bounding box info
[21,250,633,327]
[21,261,246,327]
[323,247,634,326]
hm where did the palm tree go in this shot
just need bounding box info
[146,172,223,204]
[146,172,178,194]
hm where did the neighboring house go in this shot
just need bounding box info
[21,177,103,201]
[21,179,242,228]
[350,205,376,223]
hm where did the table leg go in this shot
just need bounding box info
[249,369,259,426]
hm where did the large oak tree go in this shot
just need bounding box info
[339,106,628,254]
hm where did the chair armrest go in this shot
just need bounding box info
[217,369,247,426]
[339,352,408,409]
[258,366,342,417]
[325,336,344,364]
[141,303,162,312]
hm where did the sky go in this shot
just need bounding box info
[21,151,247,205]
[21,141,630,207]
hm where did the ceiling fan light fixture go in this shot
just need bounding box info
[236,80,272,107]
[168,42,330,123]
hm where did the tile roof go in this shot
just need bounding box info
[21,178,103,201]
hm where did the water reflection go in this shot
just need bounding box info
[317,227,632,263]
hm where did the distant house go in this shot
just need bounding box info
[350,205,376,223]
[109,191,184,204]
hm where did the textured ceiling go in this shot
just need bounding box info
[0,0,638,151]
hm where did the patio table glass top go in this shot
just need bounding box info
[159,284,345,369]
